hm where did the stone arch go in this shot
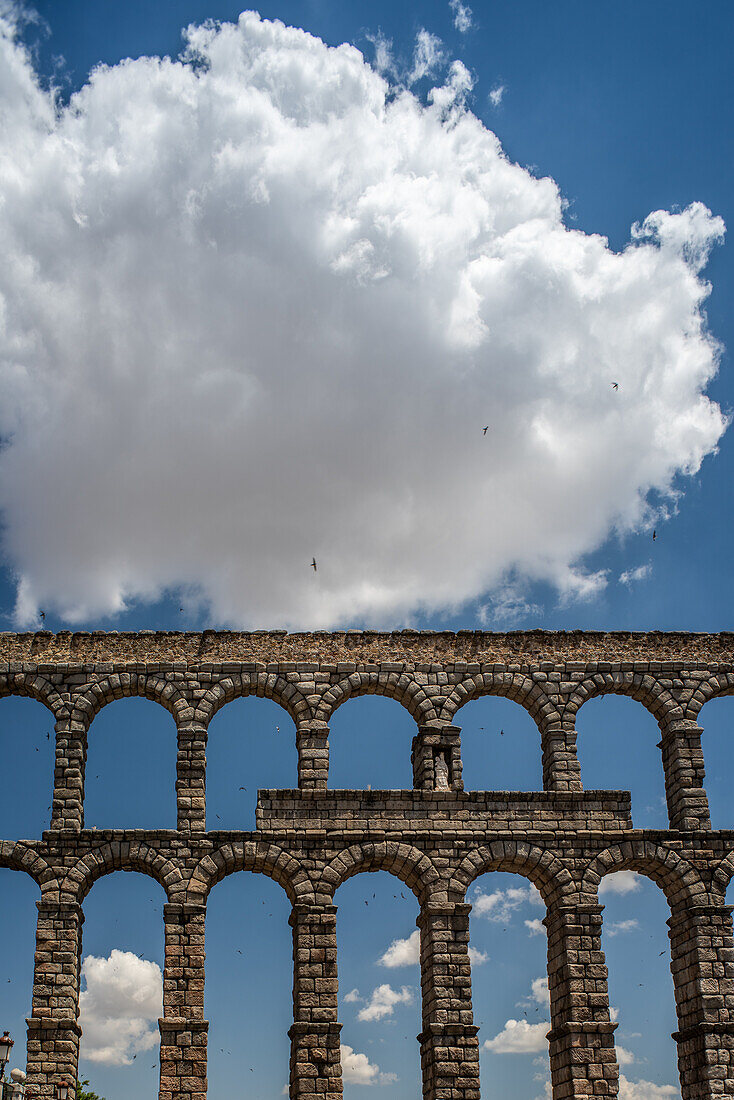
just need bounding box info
[449,842,574,907]
[316,672,438,726]
[188,841,309,904]
[568,672,681,728]
[686,672,734,721]
[582,842,705,908]
[72,674,190,728]
[193,673,310,729]
[0,673,66,719]
[711,850,734,897]
[322,842,439,904]
[61,842,185,903]
[0,840,56,892]
[438,672,556,731]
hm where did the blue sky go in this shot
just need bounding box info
[0,2,733,1099]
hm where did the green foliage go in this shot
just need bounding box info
[76,1080,105,1100]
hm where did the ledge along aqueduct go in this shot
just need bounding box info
[3,628,734,1100]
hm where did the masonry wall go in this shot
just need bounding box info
[1,629,734,1100]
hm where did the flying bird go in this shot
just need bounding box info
[39,610,45,621]
[482,426,489,434]
[611,382,619,391]
[311,557,317,571]
[652,530,657,541]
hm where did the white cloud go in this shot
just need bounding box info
[525,918,546,937]
[449,0,473,33]
[358,984,413,1022]
[530,977,549,1008]
[0,9,726,630]
[378,929,419,968]
[473,884,543,922]
[408,28,445,84]
[607,919,640,936]
[599,872,642,896]
[616,1046,636,1066]
[619,564,651,585]
[618,1076,678,1100]
[489,83,506,107]
[469,946,488,966]
[483,1018,550,1054]
[344,988,362,1003]
[78,950,162,1066]
[340,1045,397,1085]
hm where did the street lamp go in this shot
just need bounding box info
[0,1033,14,1083]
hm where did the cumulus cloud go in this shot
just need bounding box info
[619,564,652,585]
[78,950,162,1066]
[525,918,546,936]
[378,929,419,967]
[616,1045,636,1066]
[618,1077,678,1100]
[468,946,488,966]
[607,919,640,936]
[489,83,506,107]
[344,988,362,1003]
[473,884,544,922]
[483,1018,550,1054]
[358,984,413,1022]
[449,0,473,33]
[0,8,726,629]
[340,1045,397,1085]
[599,872,642,896]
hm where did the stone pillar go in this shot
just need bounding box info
[412,727,463,792]
[668,902,734,1099]
[658,720,711,830]
[176,725,208,833]
[545,901,619,1099]
[417,902,480,1100]
[25,900,83,1100]
[50,717,87,832]
[542,716,583,793]
[289,903,342,1100]
[297,723,330,790]
[159,901,208,1100]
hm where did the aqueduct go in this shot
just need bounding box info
[1,628,734,1100]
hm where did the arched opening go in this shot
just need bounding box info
[205,871,292,1096]
[576,695,668,828]
[84,698,177,829]
[0,697,55,838]
[0,869,39,1080]
[697,695,734,828]
[336,870,420,1097]
[329,697,415,790]
[457,698,543,791]
[599,870,679,1098]
[206,697,297,829]
[78,871,166,1100]
[468,871,550,1099]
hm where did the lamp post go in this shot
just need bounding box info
[0,1033,14,1100]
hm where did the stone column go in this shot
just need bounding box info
[25,900,83,1100]
[658,719,711,830]
[417,902,480,1100]
[668,901,734,1099]
[297,723,330,790]
[289,903,342,1100]
[545,901,619,1099]
[50,716,87,832]
[176,725,208,833]
[412,727,463,791]
[159,901,208,1100]
[542,716,583,793]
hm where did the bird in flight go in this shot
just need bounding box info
[611,382,619,391]
[39,610,45,621]
[652,530,657,541]
[311,557,317,571]
[482,426,489,434]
